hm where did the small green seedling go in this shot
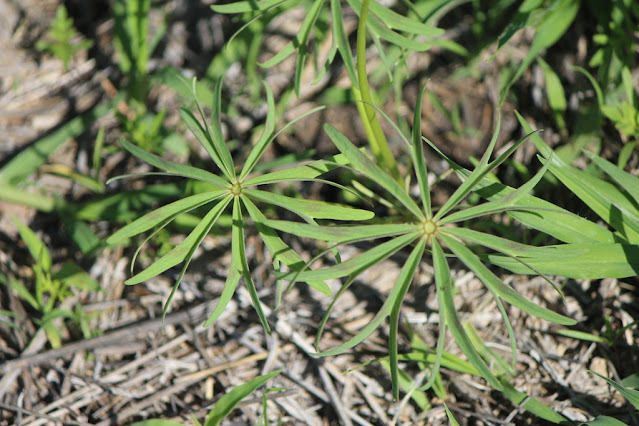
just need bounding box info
[5,218,101,348]
[35,5,93,69]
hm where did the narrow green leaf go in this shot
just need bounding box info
[12,218,51,271]
[232,198,271,333]
[210,78,236,180]
[118,138,229,188]
[485,243,639,279]
[432,238,502,390]
[435,114,502,220]
[126,196,232,284]
[107,191,227,244]
[266,220,418,243]
[499,378,569,423]
[412,84,431,217]
[243,153,349,186]
[331,0,358,87]
[210,0,286,13]
[588,370,639,410]
[440,233,576,325]
[441,151,552,224]
[315,234,424,357]
[538,57,567,131]
[539,155,639,242]
[203,263,241,327]
[204,370,281,426]
[240,83,276,180]
[361,0,443,36]
[324,124,424,219]
[292,232,419,282]
[242,197,331,295]
[178,108,231,181]
[389,238,426,399]
[585,151,639,207]
[244,189,373,221]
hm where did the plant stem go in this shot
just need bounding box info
[356,0,401,181]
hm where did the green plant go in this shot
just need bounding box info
[106,0,639,421]
[4,219,101,348]
[35,5,93,68]
[107,78,372,328]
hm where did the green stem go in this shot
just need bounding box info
[356,0,401,181]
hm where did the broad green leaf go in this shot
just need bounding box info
[440,233,576,325]
[485,243,639,279]
[324,124,424,219]
[118,138,229,188]
[389,238,426,399]
[232,198,271,333]
[244,189,373,221]
[315,235,424,357]
[210,0,287,13]
[12,218,51,272]
[204,370,281,426]
[499,378,568,423]
[242,197,331,295]
[488,0,543,61]
[412,84,431,217]
[107,191,227,244]
[126,196,232,284]
[291,232,419,282]
[266,220,418,243]
[432,238,501,390]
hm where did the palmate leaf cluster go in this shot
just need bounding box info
[107,79,372,330]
